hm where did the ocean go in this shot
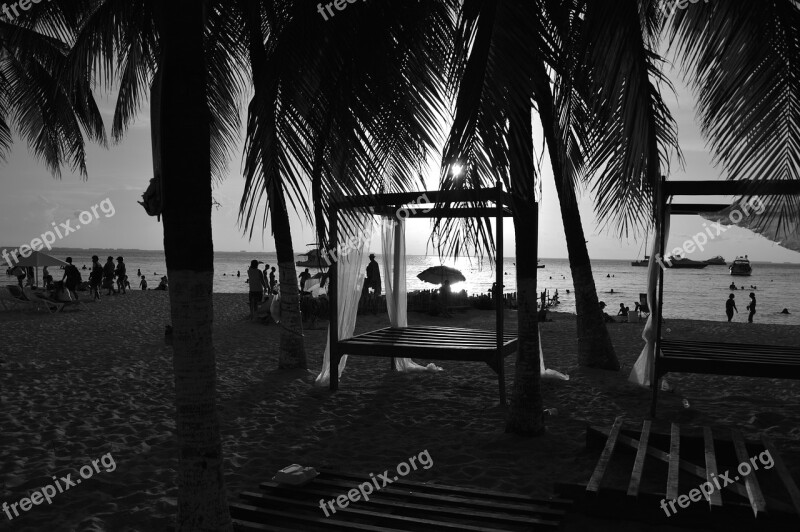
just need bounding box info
[11,248,800,326]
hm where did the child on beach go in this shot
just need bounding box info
[140,276,148,290]
[726,294,738,322]
[115,257,127,294]
[247,260,266,321]
[89,255,103,300]
[747,292,756,323]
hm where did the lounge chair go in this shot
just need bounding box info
[638,293,650,317]
[23,286,64,313]
[1,285,33,311]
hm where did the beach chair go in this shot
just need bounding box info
[1,285,33,311]
[638,293,650,317]
[23,286,64,313]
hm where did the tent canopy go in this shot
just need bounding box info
[13,251,68,268]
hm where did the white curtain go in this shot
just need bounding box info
[382,217,442,373]
[700,196,800,252]
[314,218,372,387]
[629,210,670,386]
[539,328,569,380]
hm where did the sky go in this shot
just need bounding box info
[1,62,799,265]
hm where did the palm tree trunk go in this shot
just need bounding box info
[155,1,231,529]
[505,100,544,436]
[534,67,620,371]
[270,180,307,369]
[241,1,307,369]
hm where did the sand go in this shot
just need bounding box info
[1,291,798,531]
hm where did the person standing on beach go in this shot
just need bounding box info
[103,256,116,295]
[115,257,127,294]
[269,266,277,294]
[247,260,266,321]
[299,268,311,292]
[263,262,272,301]
[725,294,738,322]
[140,275,148,290]
[89,255,103,300]
[61,257,81,300]
[366,254,381,296]
[747,292,757,323]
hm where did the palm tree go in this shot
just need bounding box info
[0,9,105,175]
[151,2,233,529]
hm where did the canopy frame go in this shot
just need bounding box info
[328,183,524,405]
[651,178,800,415]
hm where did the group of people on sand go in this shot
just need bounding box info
[246,260,278,321]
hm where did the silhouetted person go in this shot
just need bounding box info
[299,268,311,291]
[61,257,81,300]
[115,256,127,294]
[366,254,381,295]
[780,308,790,314]
[139,275,148,290]
[726,294,738,322]
[89,255,103,300]
[269,267,277,294]
[103,256,115,295]
[747,292,756,323]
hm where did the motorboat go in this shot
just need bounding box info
[296,249,328,268]
[703,255,727,266]
[729,255,752,276]
[665,256,708,269]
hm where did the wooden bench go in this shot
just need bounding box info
[650,339,800,416]
[231,469,572,531]
[556,418,800,529]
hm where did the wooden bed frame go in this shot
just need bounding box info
[650,178,800,416]
[328,184,525,405]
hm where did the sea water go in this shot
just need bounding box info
[22,248,800,325]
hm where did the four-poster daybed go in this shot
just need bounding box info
[649,178,800,416]
[327,184,521,405]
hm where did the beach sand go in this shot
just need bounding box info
[1,291,798,530]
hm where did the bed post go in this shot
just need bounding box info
[390,211,402,371]
[495,181,506,406]
[329,206,340,391]
[651,176,667,417]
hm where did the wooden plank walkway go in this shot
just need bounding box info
[231,470,572,531]
[555,419,800,529]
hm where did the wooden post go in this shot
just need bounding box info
[495,182,506,406]
[329,207,339,391]
[390,212,402,371]
[651,176,667,417]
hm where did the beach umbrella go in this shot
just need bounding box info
[416,265,466,285]
[12,251,67,286]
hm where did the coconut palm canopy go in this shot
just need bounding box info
[3,0,799,528]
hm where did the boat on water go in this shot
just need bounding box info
[730,255,752,276]
[632,237,649,266]
[665,256,708,269]
[296,249,328,268]
[703,255,727,266]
